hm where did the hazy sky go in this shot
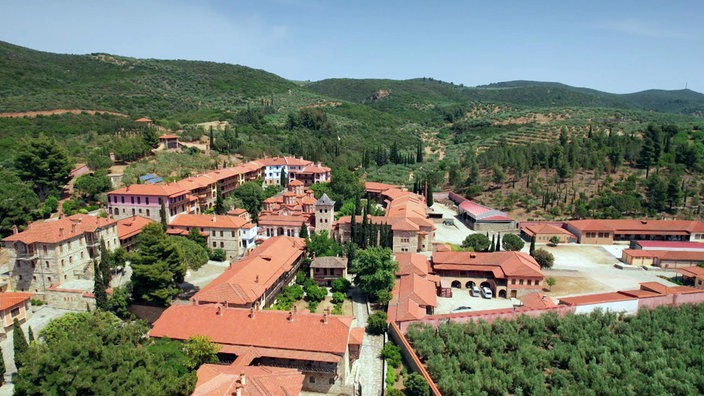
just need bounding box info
[1,0,702,93]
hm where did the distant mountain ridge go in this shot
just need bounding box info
[1,40,703,117]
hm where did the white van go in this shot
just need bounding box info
[470,286,481,297]
[481,286,493,299]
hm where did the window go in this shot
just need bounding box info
[33,275,37,281]
[43,245,48,254]
[511,279,516,285]
[309,376,316,384]
[220,242,224,248]
[80,252,84,259]
[131,197,134,204]
[137,197,141,204]
[139,208,142,214]
[18,275,22,280]
[46,261,50,268]
[329,378,335,385]
[519,279,524,285]
[213,242,217,248]
[69,256,73,264]
[526,280,531,285]
[132,209,136,215]
[220,231,223,237]
[47,276,52,282]
[232,231,235,237]
[11,308,20,318]
[146,209,150,216]
[212,230,216,236]
[146,197,150,205]
[121,196,125,203]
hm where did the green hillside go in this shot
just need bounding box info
[0,40,297,119]
[309,78,704,115]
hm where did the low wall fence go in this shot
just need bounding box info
[388,322,442,396]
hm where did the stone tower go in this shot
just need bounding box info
[314,193,335,233]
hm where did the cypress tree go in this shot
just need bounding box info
[361,205,369,249]
[0,346,5,384]
[530,235,536,255]
[215,185,225,215]
[299,222,309,240]
[209,126,214,150]
[426,182,434,207]
[159,201,167,229]
[350,202,357,245]
[99,238,112,285]
[280,170,288,187]
[490,234,496,252]
[28,326,34,343]
[93,260,108,311]
[13,318,28,369]
[496,234,501,252]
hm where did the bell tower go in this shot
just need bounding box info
[314,193,335,233]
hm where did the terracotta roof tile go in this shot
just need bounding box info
[349,328,365,345]
[116,216,154,240]
[311,256,346,269]
[4,214,117,244]
[0,292,32,310]
[109,183,188,197]
[150,305,353,356]
[194,362,304,396]
[559,292,636,306]
[568,219,704,234]
[432,251,544,279]
[678,266,704,278]
[395,253,431,276]
[169,214,252,230]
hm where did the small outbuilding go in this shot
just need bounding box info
[310,256,347,286]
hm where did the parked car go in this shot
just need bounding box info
[481,286,493,299]
[470,286,481,297]
[453,306,471,312]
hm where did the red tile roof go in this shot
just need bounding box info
[678,266,704,278]
[519,293,557,309]
[257,156,312,167]
[193,237,305,305]
[623,249,704,262]
[109,183,188,197]
[349,328,365,345]
[4,214,117,244]
[395,253,431,276]
[521,223,576,237]
[169,214,252,230]
[634,240,704,249]
[459,200,493,216]
[116,216,154,240]
[0,292,32,311]
[150,305,353,356]
[194,361,304,396]
[135,117,153,123]
[432,251,544,279]
[160,134,178,139]
[559,292,636,306]
[568,219,704,234]
[365,182,400,194]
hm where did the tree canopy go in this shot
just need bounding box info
[233,181,264,220]
[14,311,196,396]
[407,305,704,396]
[0,168,39,237]
[532,248,555,269]
[461,233,491,252]
[352,247,398,303]
[13,135,73,200]
[501,233,525,251]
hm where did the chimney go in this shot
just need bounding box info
[126,185,130,192]
[71,223,77,233]
[470,253,476,259]
[216,305,223,316]
[249,306,255,319]
[59,227,64,237]
[288,311,294,322]
[235,384,242,396]
[323,311,328,324]
[240,373,246,386]
[212,214,217,222]
[255,275,259,283]
[293,305,297,314]
[12,225,18,235]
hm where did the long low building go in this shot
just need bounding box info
[192,236,305,308]
[150,305,356,394]
[566,219,704,244]
[167,214,257,260]
[621,249,704,269]
[432,251,544,299]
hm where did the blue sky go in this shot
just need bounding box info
[1,0,702,93]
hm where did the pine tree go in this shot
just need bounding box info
[13,318,28,369]
[93,260,108,311]
[299,222,309,239]
[159,201,167,229]
[27,327,34,343]
[530,235,536,255]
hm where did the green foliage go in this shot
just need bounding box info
[546,276,557,290]
[40,196,59,218]
[407,305,704,396]
[331,277,351,293]
[367,312,388,335]
[532,248,555,269]
[15,311,195,395]
[74,171,112,201]
[461,233,490,252]
[233,181,264,221]
[13,135,73,200]
[13,318,29,369]
[352,247,398,303]
[328,168,364,209]
[549,236,561,246]
[0,345,4,385]
[305,283,328,303]
[332,292,346,305]
[107,285,133,319]
[172,237,209,270]
[0,167,39,237]
[307,231,342,257]
[30,299,45,306]
[501,233,525,251]
[182,335,221,369]
[299,222,309,239]
[404,373,429,396]
[386,365,396,389]
[209,248,226,262]
[93,260,108,311]
[186,228,207,249]
[130,223,187,306]
[272,284,305,311]
[381,342,403,368]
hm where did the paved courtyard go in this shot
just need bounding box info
[435,289,518,314]
[430,202,475,245]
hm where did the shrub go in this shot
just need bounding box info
[332,292,346,305]
[307,300,319,312]
[367,312,388,335]
[501,233,525,251]
[386,366,396,388]
[461,233,490,251]
[404,373,429,396]
[30,299,45,306]
[381,342,402,368]
[209,248,226,262]
[532,248,555,269]
[331,277,351,293]
[305,284,327,303]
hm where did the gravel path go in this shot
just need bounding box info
[349,288,384,396]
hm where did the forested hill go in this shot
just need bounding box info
[0,41,297,118]
[308,78,704,116]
